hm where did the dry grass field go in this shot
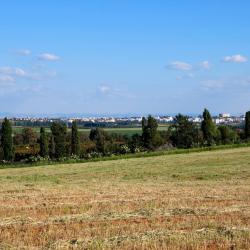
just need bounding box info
[0,147,249,249]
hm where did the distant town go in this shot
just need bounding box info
[0,113,245,128]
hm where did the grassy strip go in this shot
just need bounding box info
[1,142,250,170]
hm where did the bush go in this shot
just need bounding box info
[120,144,130,154]
[27,155,50,163]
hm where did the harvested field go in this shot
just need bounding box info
[0,147,249,249]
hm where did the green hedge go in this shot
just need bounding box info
[1,142,250,170]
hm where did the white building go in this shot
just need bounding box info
[219,113,230,118]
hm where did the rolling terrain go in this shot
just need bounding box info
[0,147,249,249]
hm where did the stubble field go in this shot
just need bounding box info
[0,147,249,249]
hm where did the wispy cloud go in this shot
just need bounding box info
[38,53,60,61]
[97,84,135,99]
[201,76,250,91]
[167,60,211,73]
[0,67,27,77]
[200,61,211,70]
[166,61,193,71]
[0,66,57,83]
[98,85,111,94]
[0,75,15,86]
[201,79,224,90]
[222,54,247,63]
[16,49,31,56]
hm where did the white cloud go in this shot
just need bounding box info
[17,49,31,56]
[167,61,193,71]
[38,53,60,61]
[201,79,224,90]
[223,54,247,63]
[15,68,27,77]
[201,76,250,91]
[97,84,135,99]
[0,67,27,77]
[0,66,57,82]
[0,75,15,84]
[98,85,111,94]
[200,61,211,70]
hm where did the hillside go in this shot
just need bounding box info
[0,147,249,249]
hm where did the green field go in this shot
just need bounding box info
[0,147,249,249]
[13,124,169,136]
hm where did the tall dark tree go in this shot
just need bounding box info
[71,121,80,155]
[170,114,197,148]
[50,122,67,158]
[142,115,161,150]
[89,128,105,153]
[39,127,49,157]
[201,108,216,145]
[244,111,250,139]
[49,135,55,159]
[1,118,14,161]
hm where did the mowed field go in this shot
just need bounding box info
[0,148,249,249]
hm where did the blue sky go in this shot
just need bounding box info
[0,0,250,115]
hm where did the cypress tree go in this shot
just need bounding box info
[39,127,48,157]
[71,120,80,155]
[1,118,14,161]
[49,135,55,159]
[50,122,67,159]
[89,128,105,154]
[201,108,216,145]
[142,115,159,150]
[245,111,250,139]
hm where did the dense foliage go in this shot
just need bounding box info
[0,109,248,163]
[71,121,80,155]
[201,108,217,145]
[0,118,14,161]
[39,127,49,157]
[245,111,250,139]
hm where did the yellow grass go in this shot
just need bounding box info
[0,147,249,249]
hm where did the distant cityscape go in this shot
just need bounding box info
[0,113,245,128]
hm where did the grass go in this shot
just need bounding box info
[13,125,169,136]
[2,142,250,170]
[0,147,249,249]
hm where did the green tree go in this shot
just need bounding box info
[50,122,67,159]
[89,128,105,154]
[22,127,37,145]
[71,121,80,155]
[170,114,197,148]
[244,111,250,139]
[49,135,55,159]
[1,118,14,161]
[201,108,217,145]
[13,133,24,145]
[142,115,162,150]
[129,133,142,153]
[39,127,49,157]
[218,126,238,145]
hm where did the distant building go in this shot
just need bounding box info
[219,113,230,118]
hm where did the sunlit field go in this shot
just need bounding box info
[0,147,249,249]
[12,125,169,136]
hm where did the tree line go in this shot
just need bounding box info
[0,109,250,162]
